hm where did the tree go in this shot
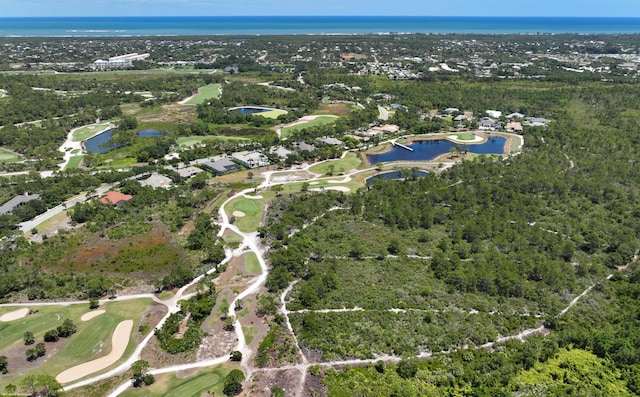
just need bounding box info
[223,369,245,396]
[396,358,419,379]
[35,342,46,358]
[0,356,8,374]
[89,297,99,310]
[57,319,77,338]
[131,359,152,387]
[25,348,37,362]
[23,331,35,345]
[44,329,59,342]
[230,350,243,361]
[4,384,16,395]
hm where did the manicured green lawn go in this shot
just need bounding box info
[0,299,152,388]
[72,123,112,142]
[281,115,339,138]
[448,133,477,141]
[119,365,235,397]
[185,84,221,105]
[255,109,288,119]
[65,155,84,170]
[99,157,138,169]
[244,253,261,273]
[226,192,275,233]
[309,153,362,175]
[0,148,21,163]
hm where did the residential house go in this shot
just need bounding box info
[316,137,344,146]
[100,192,133,206]
[270,146,293,159]
[525,117,551,127]
[296,142,317,152]
[478,118,502,131]
[506,112,525,119]
[485,110,503,119]
[174,166,204,179]
[232,151,270,169]
[202,158,240,175]
[139,173,173,189]
[505,122,523,133]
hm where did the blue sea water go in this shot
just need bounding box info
[0,16,639,37]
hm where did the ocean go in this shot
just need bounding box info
[0,16,639,37]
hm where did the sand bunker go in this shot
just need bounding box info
[309,181,320,185]
[81,310,105,322]
[232,211,246,217]
[56,320,133,384]
[243,195,263,200]
[311,186,351,192]
[0,308,29,322]
[447,135,484,143]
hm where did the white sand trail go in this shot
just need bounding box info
[56,320,133,384]
[0,308,29,322]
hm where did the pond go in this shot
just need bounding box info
[365,169,429,184]
[84,129,167,154]
[232,106,274,114]
[84,128,119,154]
[367,137,506,164]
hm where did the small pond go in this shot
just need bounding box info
[366,169,429,184]
[232,106,274,114]
[367,137,506,164]
[84,129,167,154]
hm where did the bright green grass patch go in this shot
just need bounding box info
[244,253,261,273]
[176,135,249,147]
[309,153,362,175]
[255,109,287,119]
[72,123,112,142]
[227,191,275,233]
[65,155,84,170]
[99,157,138,169]
[448,133,476,141]
[119,364,234,397]
[242,326,258,345]
[512,348,630,395]
[158,291,174,300]
[0,148,22,163]
[71,149,80,154]
[223,232,244,244]
[281,116,339,138]
[185,83,222,105]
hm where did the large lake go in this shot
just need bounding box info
[367,137,506,164]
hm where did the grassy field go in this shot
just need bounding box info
[308,152,362,175]
[34,211,69,234]
[0,299,152,388]
[227,192,275,233]
[119,364,235,397]
[244,252,261,273]
[184,83,222,105]
[255,109,288,119]
[99,157,138,169]
[176,135,250,147]
[448,133,477,141]
[242,325,258,345]
[281,115,338,138]
[0,148,22,163]
[72,123,112,142]
[65,156,84,170]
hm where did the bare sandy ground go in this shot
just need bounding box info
[232,211,246,217]
[0,308,29,322]
[311,186,350,192]
[56,320,133,384]
[328,177,352,183]
[81,310,105,322]
[243,195,264,200]
[447,134,484,143]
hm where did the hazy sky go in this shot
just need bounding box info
[2,0,640,17]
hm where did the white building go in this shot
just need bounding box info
[94,53,150,69]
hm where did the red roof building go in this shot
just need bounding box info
[100,191,133,206]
